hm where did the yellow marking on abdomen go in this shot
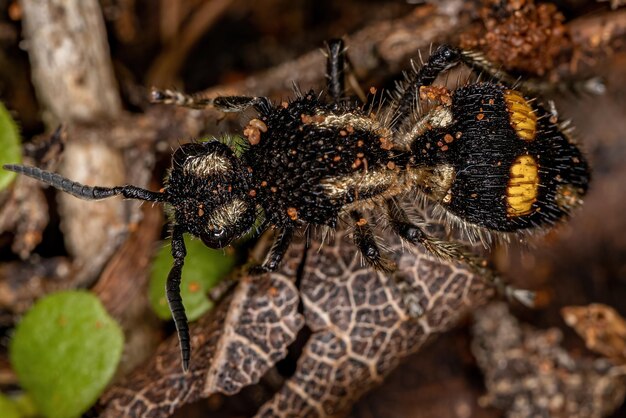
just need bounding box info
[504,90,537,142]
[507,155,539,217]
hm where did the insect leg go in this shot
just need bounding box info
[385,198,479,264]
[461,48,605,95]
[167,225,190,372]
[456,48,520,87]
[390,44,462,130]
[350,210,395,272]
[250,226,295,274]
[151,89,271,113]
[325,38,346,102]
[386,198,536,308]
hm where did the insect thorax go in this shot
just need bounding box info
[241,93,408,228]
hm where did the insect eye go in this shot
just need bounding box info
[201,225,230,248]
[211,228,226,238]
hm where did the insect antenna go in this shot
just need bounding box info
[3,164,166,202]
[4,163,192,368]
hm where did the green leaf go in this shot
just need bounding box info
[13,393,38,418]
[0,102,22,190]
[9,291,124,418]
[149,235,236,321]
[0,393,21,418]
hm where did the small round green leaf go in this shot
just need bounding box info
[9,291,124,418]
[0,102,22,190]
[13,393,38,418]
[0,393,20,418]
[149,235,236,321]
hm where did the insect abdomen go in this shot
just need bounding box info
[412,83,589,232]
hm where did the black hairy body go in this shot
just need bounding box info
[242,95,406,228]
[417,83,588,231]
[4,40,590,371]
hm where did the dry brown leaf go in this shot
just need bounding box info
[473,303,626,418]
[255,223,492,417]
[562,303,626,365]
[98,263,304,417]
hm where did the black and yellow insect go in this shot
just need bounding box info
[415,83,588,232]
[4,40,589,371]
